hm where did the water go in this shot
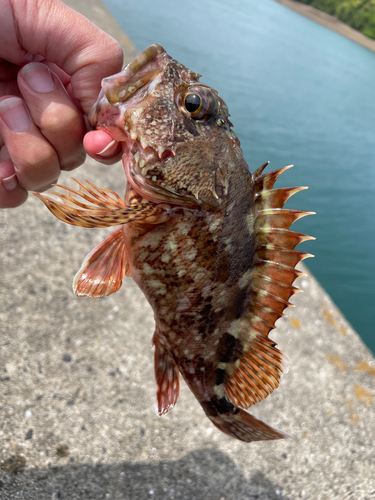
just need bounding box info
[104,0,375,353]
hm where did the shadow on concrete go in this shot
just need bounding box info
[0,448,291,500]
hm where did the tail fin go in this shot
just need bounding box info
[208,408,291,443]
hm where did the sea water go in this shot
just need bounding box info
[104,0,375,353]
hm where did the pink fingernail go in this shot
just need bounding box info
[97,140,118,157]
[22,63,55,93]
[2,174,18,191]
[0,97,31,133]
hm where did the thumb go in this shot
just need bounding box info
[84,130,122,164]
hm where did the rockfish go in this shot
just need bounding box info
[35,44,314,442]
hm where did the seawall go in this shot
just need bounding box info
[274,0,375,53]
[0,1,374,498]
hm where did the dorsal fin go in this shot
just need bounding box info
[252,164,314,321]
[224,328,291,409]
[225,164,314,409]
[254,164,293,191]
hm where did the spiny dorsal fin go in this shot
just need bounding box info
[254,164,293,192]
[253,163,314,300]
[251,164,313,329]
[252,161,270,179]
[256,186,308,209]
[257,228,315,249]
[224,164,313,410]
[256,244,313,268]
[256,208,314,230]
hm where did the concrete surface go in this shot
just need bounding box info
[1,1,375,499]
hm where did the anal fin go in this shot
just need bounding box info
[73,226,128,297]
[153,332,180,416]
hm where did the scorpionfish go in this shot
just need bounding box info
[35,44,314,443]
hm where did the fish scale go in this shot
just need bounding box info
[35,43,314,443]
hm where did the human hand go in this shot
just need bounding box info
[0,0,123,208]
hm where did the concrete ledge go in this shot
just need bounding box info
[1,1,374,498]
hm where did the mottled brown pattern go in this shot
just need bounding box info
[36,44,313,442]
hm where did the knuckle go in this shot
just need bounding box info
[110,41,124,68]
[43,106,84,137]
[98,38,123,74]
[15,142,59,190]
[25,142,56,169]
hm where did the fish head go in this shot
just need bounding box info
[89,44,241,208]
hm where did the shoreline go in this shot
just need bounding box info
[273,0,375,53]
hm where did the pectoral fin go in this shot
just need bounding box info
[73,226,129,298]
[33,179,166,228]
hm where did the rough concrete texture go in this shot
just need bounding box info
[1,1,375,499]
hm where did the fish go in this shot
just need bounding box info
[34,43,314,443]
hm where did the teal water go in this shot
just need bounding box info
[104,0,375,353]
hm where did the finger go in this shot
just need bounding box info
[0,96,60,191]
[0,160,28,209]
[0,64,22,99]
[39,60,71,88]
[83,130,122,165]
[0,60,21,84]
[10,1,124,114]
[18,62,86,171]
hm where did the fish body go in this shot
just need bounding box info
[35,44,313,442]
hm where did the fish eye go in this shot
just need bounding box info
[184,93,203,115]
[179,86,217,120]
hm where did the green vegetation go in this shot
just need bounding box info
[296,0,375,39]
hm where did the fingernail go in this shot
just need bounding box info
[22,63,55,93]
[97,140,118,157]
[2,174,18,191]
[0,97,31,132]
